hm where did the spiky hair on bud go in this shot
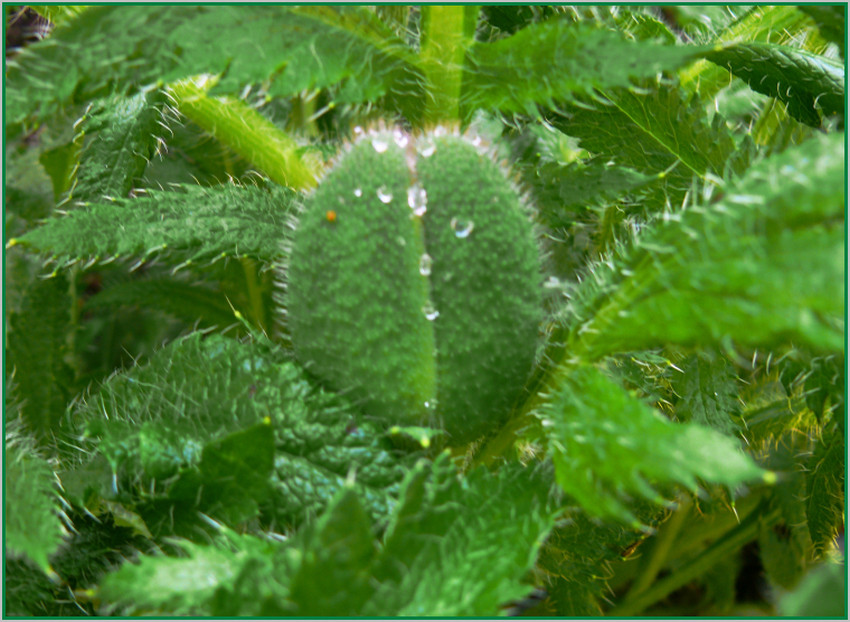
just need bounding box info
[277,122,544,445]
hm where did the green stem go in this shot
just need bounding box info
[168,77,322,191]
[608,500,781,617]
[420,6,476,124]
[625,495,692,598]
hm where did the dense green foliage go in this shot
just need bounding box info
[4,4,846,617]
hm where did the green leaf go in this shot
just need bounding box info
[778,557,846,617]
[679,6,825,99]
[566,132,844,360]
[5,5,422,125]
[536,500,664,615]
[83,276,238,333]
[72,333,282,534]
[806,424,845,555]
[6,274,73,441]
[530,160,655,227]
[758,521,809,590]
[462,21,706,117]
[167,422,276,526]
[38,140,82,202]
[536,365,765,526]
[4,428,66,574]
[287,488,377,615]
[364,454,558,616]
[673,352,741,436]
[551,83,745,211]
[98,455,558,617]
[71,88,167,201]
[71,332,419,536]
[12,182,297,270]
[98,531,278,615]
[704,42,844,127]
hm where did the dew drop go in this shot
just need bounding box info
[396,236,407,247]
[471,135,483,147]
[407,184,428,216]
[372,137,389,153]
[393,128,409,148]
[422,303,440,321]
[353,188,363,198]
[544,276,561,289]
[450,217,474,238]
[419,139,436,158]
[377,185,393,203]
[419,253,432,276]
[434,125,447,137]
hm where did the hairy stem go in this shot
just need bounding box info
[420,6,477,124]
[168,76,322,191]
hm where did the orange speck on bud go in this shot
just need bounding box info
[326,210,337,223]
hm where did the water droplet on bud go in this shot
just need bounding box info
[422,303,440,321]
[419,253,432,276]
[407,184,428,216]
[393,129,409,148]
[372,137,389,153]
[450,217,474,238]
[377,186,393,203]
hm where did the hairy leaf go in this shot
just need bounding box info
[535,500,664,615]
[462,21,706,117]
[673,352,741,436]
[679,6,825,99]
[98,531,278,615]
[286,488,377,615]
[13,183,297,270]
[5,5,422,124]
[98,455,557,616]
[705,42,844,127]
[363,455,558,616]
[530,160,655,227]
[71,334,280,534]
[806,424,845,555]
[83,276,238,333]
[72,88,167,201]
[71,332,420,536]
[536,365,765,526]
[4,428,66,574]
[551,83,745,210]
[566,132,844,360]
[6,274,73,441]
